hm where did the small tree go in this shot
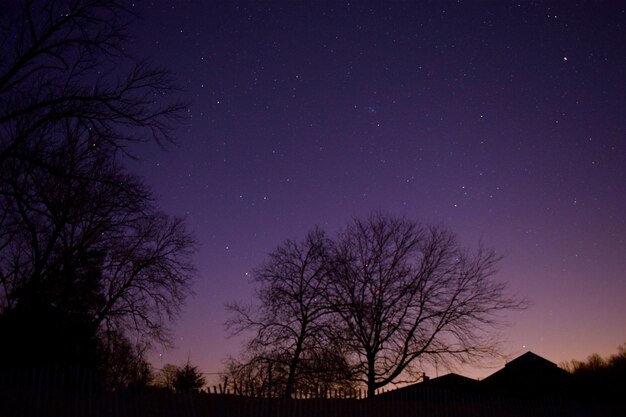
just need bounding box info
[173,361,206,393]
[224,347,355,397]
[155,364,180,391]
[100,331,153,388]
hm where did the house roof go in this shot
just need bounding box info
[504,351,559,369]
[482,351,572,396]
[378,352,572,399]
[377,372,479,399]
[424,373,480,389]
[483,351,566,379]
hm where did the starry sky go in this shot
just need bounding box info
[127,1,626,383]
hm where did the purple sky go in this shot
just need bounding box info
[127,2,626,384]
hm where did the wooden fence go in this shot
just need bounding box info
[1,368,623,417]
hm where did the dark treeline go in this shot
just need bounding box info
[0,0,195,387]
[561,344,626,400]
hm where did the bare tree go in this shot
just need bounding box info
[0,1,194,373]
[224,348,355,398]
[0,125,195,368]
[328,214,525,398]
[100,330,153,388]
[0,0,185,167]
[226,228,348,398]
[154,363,180,391]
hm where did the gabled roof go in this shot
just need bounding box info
[423,373,480,389]
[482,351,571,396]
[503,351,559,368]
[484,351,565,379]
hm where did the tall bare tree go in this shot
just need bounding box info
[0,0,194,373]
[0,124,195,368]
[226,228,349,398]
[328,214,525,398]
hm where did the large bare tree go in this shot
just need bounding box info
[328,214,525,398]
[226,228,351,398]
[0,0,194,374]
[0,123,195,368]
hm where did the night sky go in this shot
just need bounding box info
[127,2,626,383]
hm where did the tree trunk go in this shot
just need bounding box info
[367,359,377,399]
[284,334,305,399]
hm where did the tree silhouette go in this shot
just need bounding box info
[229,215,525,397]
[155,360,206,392]
[100,330,153,388]
[226,228,351,398]
[0,117,195,370]
[562,343,626,400]
[156,361,205,393]
[173,361,206,393]
[0,0,194,376]
[0,0,184,166]
[154,363,180,391]
[329,214,526,398]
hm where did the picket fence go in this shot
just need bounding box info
[0,367,622,417]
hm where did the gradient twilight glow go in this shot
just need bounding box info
[128,2,626,383]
